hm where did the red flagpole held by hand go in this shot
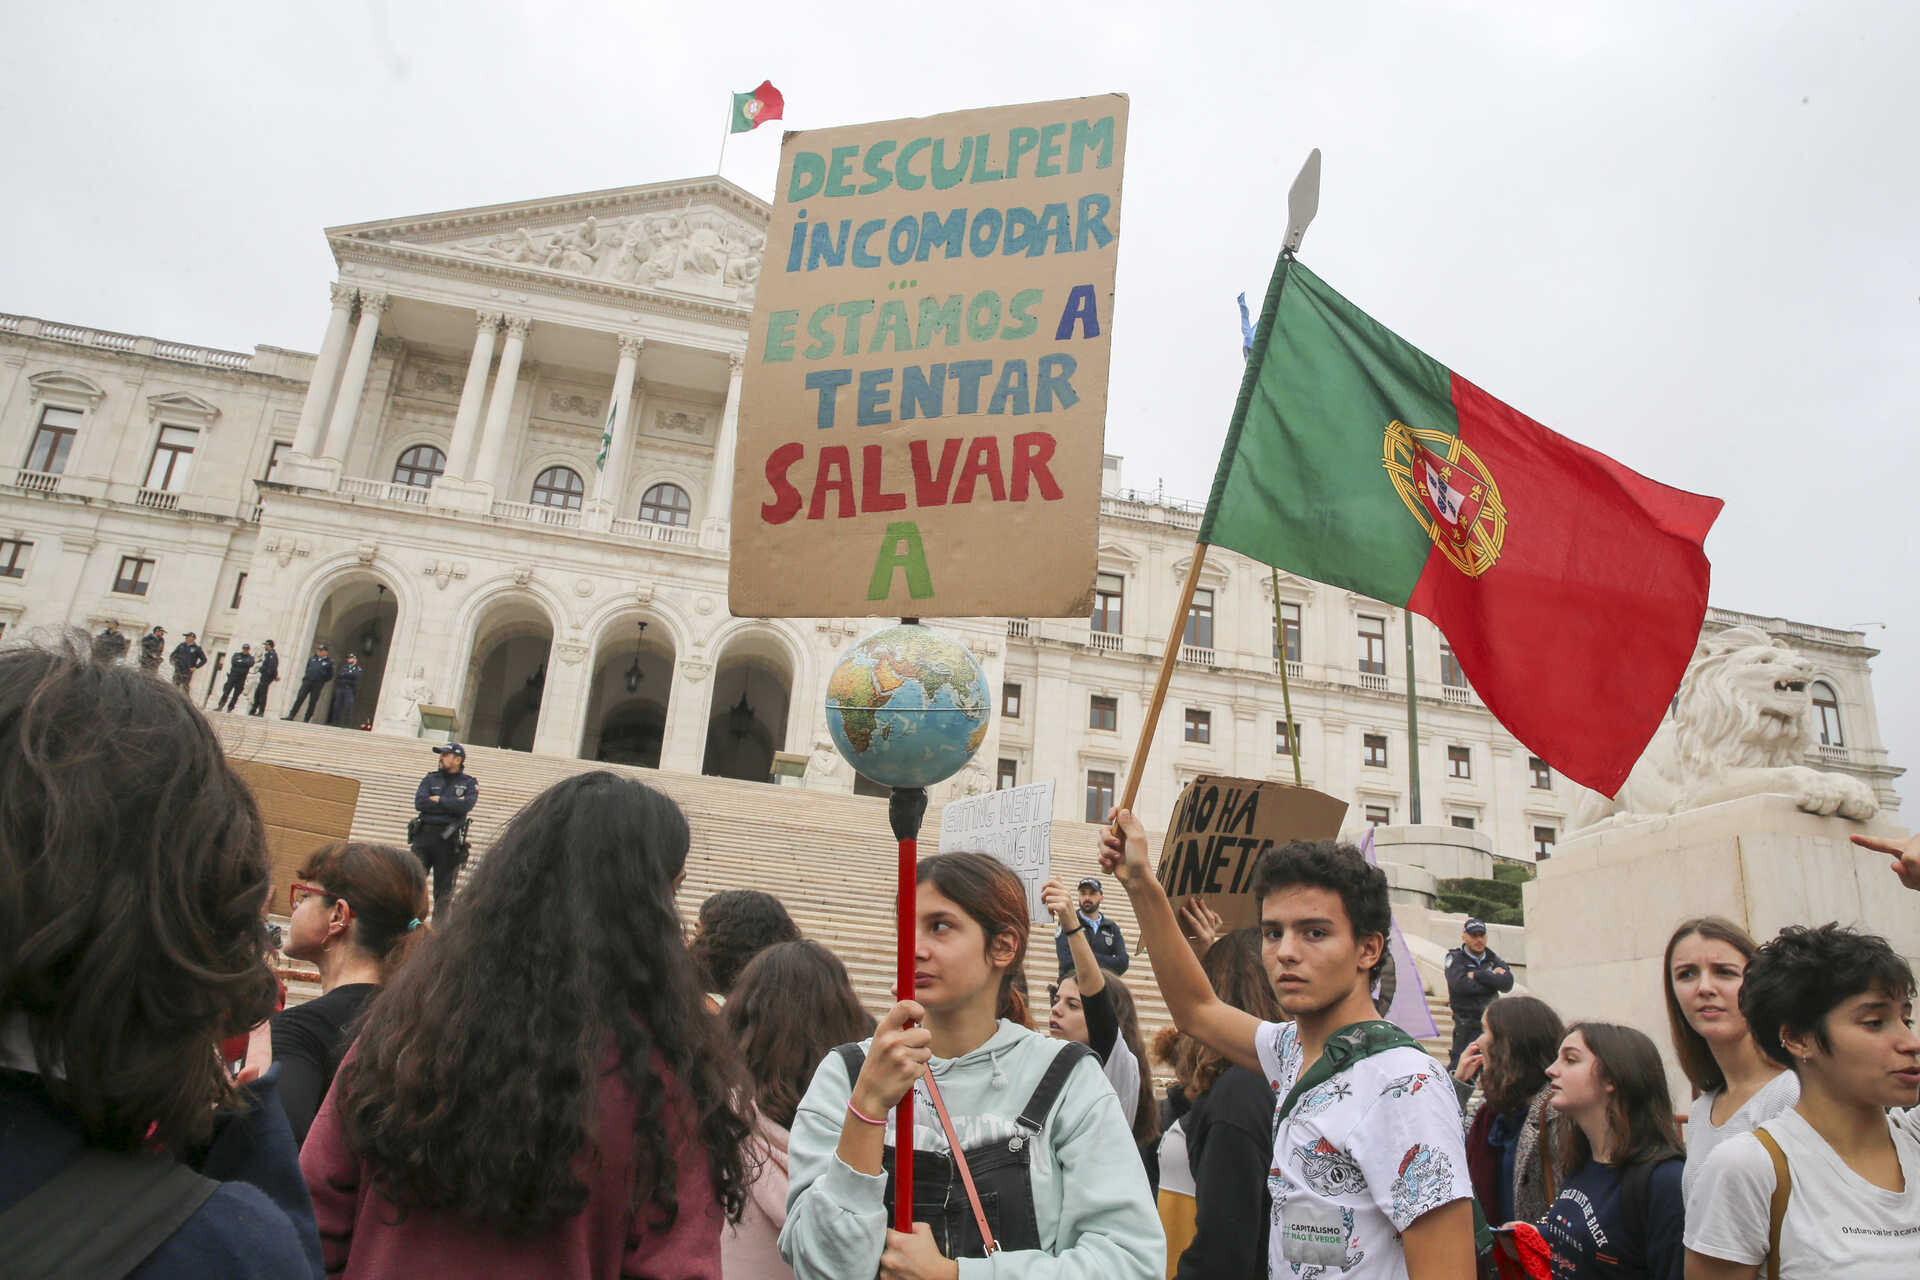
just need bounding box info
[888,786,929,1234]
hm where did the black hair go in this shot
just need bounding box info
[1251,839,1392,980]
[689,889,801,997]
[1740,923,1917,1068]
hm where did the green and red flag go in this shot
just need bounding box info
[730,81,783,134]
[1203,257,1722,796]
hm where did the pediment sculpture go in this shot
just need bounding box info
[444,210,766,301]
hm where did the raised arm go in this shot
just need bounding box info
[1044,878,1106,998]
[1098,809,1262,1075]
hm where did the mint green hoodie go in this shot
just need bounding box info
[779,1019,1164,1279]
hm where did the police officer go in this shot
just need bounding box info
[138,626,165,672]
[249,639,279,716]
[217,643,255,712]
[1445,917,1515,1077]
[93,622,130,663]
[327,652,363,726]
[410,744,478,920]
[168,631,208,694]
[284,643,334,722]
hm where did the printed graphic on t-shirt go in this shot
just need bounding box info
[1294,1077,1354,1120]
[1296,1138,1368,1196]
[1390,1144,1457,1223]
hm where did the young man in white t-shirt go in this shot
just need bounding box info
[1685,922,1920,1279]
[1100,810,1474,1280]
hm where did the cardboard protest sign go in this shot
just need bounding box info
[1158,775,1347,935]
[939,780,1055,924]
[229,759,360,915]
[731,95,1129,617]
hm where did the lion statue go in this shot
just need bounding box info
[1567,625,1878,833]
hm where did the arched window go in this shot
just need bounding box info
[530,466,584,510]
[392,444,446,488]
[1812,681,1844,746]
[639,482,692,527]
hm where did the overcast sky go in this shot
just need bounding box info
[2,1,1915,801]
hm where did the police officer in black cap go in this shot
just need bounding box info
[167,631,207,694]
[249,640,279,716]
[217,643,255,712]
[138,626,165,672]
[410,743,479,920]
[326,652,363,726]
[284,643,334,722]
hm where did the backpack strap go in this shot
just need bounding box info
[1753,1128,1791,1280]
[1619,1151,1682,1273]
[1012,1040,1094,1147]
[836,1043,867,1091]
[0,1149,218,1280]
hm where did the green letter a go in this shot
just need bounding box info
[867,521,934,601]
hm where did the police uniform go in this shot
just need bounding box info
[285,650,334,722]
[327,658,363,726]
[250,644,279,716]
[411,745,478,918]
[218,647,255,712]
[168,638,207,693]
[138,630,165,671]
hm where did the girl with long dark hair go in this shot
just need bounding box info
[781,852,1162,1278]
[722,939,876,1280]
[300,771,751,1278]
[1541,1022,1686,1280]
[1661,916,1795,1206]
[272,842,429,1146]
[1455,994,1565,1225]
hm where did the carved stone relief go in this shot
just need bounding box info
[402,360,464,401]
[441,208,767,303]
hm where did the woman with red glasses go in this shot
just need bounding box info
[273,843,428,1146]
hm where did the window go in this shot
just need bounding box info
[1002,682,1022,719]
[1275,719,1301,755]
[1451,815,1476,830]
[229,572,247,610]
[1184,708,1211,744]
[113,556,154,596]
[1440,643,1467,689]
[1184,588,1215,650]
[0,538,30,579]
[143,426,197,492]
[1273,602,1302,663]
[1533,825,1557,860]
[1365,805,1392,826]
[1085,770,1116,823]
[530,466,584,510]
[1448,745,1471,779]
[264,440,293,480]
[1091,572,1124,634]
[1089,695,1118,732]
[1364,733,1388,768]
[1529,756,1552,789]
[997,758,1018,791]
[392,444,446,488]
[25,406,81,475]
[1811,681,1844,747]
[1357,615,1387,675]
[640,482,693,527]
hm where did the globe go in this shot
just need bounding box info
[825,624,991,789]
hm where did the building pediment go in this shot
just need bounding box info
[27,370,107,406]
[326,177,770,309]
[147,390,221,425]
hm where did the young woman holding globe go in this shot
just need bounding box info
[780,852,1162,1279]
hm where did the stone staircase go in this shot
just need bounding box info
[222,716,1455,1060]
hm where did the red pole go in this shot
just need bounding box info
[888,785,929,1234]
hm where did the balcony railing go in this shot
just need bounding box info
[1357,671,1388,693]
[1442,684,1475,705]
[609,517,697,545]
[1006,618,1031,639]
[493,499,582,529]
[338,475,431,505]
[1813,743,1851,764]
[1180,644,1215,666]
[1088,629,1124,654]
[1273,657,1303,679]
[135,487,180,511]
[8,468,61,494]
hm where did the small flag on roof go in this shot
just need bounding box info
[730,81,784,134]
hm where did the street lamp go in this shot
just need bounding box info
[624,620,649,693]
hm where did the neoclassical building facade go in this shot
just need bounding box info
[0,176,1902,857]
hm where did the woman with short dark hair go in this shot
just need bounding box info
[689,888,801,1004]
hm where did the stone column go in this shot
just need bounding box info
[703,352,745,539]
[660,659,714,774]
[471,316,530,497]
[319,292,388,464]
[593,335,644,508]
[291,284,357,456]
[444,312,500,481]
[531,640,592,757]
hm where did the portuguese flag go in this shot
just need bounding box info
[1202,257,1723,796]
[730,80,784,134]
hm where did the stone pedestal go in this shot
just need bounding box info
[425,477,496,516]
[275,454,341,491]
[1522,794,1913,1105]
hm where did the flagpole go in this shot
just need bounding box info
[1272,568,1303,786]
[1119,545,1210,815]
[1403,609,1423,824]
[715,96,733,178]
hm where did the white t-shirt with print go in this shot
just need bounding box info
[1681,1070,1800,1205]
[1103,1031,1141,1130]
[1685,1106,1920,1278]
[1255,1020,1472,1280]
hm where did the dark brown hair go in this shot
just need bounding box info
[1482,995,1565,1115]
[1104,976,1161,1148]
[0,634,275,1153]
[916,853,1030,1027]
[1555,1022,1684,1174]
[1172,927,1284,1096]
[297,842,430,979]
[726,940,875,1130]
[690,889,800,997]
[1663,916,1762,1095]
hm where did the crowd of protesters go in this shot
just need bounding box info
[2,632,1918,1279]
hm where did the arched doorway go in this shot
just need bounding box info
[461,595,555,752]
[306,573,400,726]
[702,633,794,783]
[580,614,676,766]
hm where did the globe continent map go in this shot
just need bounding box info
[825,625,990,789]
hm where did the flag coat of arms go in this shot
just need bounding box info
[730,81,783,134]
[1203,258,1723,796]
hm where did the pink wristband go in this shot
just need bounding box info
[846,1099,887,1127]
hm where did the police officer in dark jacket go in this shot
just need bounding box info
[249,640,279,716]
[93,623,130,663]
[217,644,255,712]
[138,626,166,672]
[411,744,478,920]
[1445,918,1514,1073]
[168,632,207,694]
[326,653,363,727]
[283,644,334,722]
[1053,876,1130,977]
